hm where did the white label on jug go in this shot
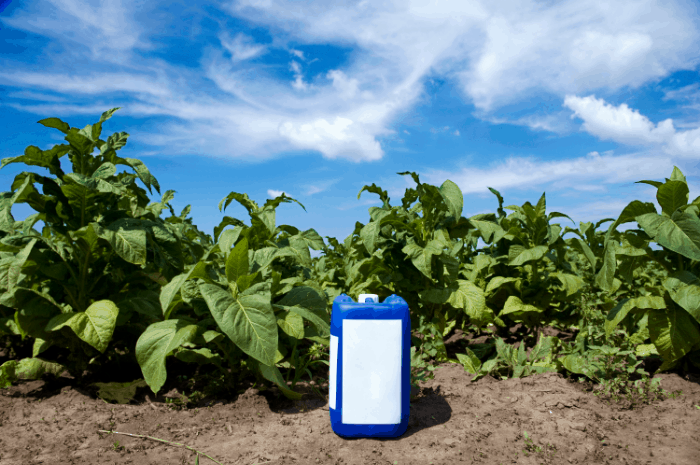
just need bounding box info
[342,319,402,425]
[329,335,338,410]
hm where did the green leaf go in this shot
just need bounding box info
[636,211,700,262]
[507,245,548,266]
[401,238,444,281]
[92,221,147,266]
[529,335,553,361]
[0,145,68,178]
[456,347,481,374]
[484,276,518,295]
[37,116,71,134]
[605,296,666,337]
[0,358,65,389]
[174,347,223,367]
[276,310,305,339]
[226,237,249,284]
[360,221,381,254]
[649,308,700,366]
[159,261,210,318]
[32,337,51,357]
[667,280,700,325]
[0,318,20,336]
[45,300,119,353]
[635,344,658,357]
[135,319,199,395]
[516,342,527,366]
[272,286,330,337]
[559,354,588,375]
[438,179,463,220]
[547,272,586,297]
[198,281,278,366]
[499,295,544,326]
[656,179,689,217]
[594,239,618,292]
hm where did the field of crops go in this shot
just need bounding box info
[0,108,699,464]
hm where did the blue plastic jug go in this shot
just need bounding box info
[329,293,411,438]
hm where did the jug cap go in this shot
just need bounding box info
[358,293,379,303]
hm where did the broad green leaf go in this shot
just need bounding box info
[635,344,658,357]
[14,288,65,340]
[547,272,586,297]
[530,336,553,361]
[494,337,512,362]
[45,300,119,353]
[484,276,518,295]
[500,295,544,319]
[516,342,527,366]
[559,354,588,375]
[276,310,305,339]
[0,144,68,178]
[198,282,278,366]
[439,179,463,220]
[92,221,147,266]
[0,358,65,389]
[296,228,326,251]
[656,180,689,217]
[113,290,161,320]
[119,157,160,195]
[236,271,261,293]
[91,162,117,180]
[649,308,700,365]
[594,239,617,292]
[513,364,525,378]
[422,279,490,327]
[32,337,51,357]
[480,358,498,375]
[360,221,381,254]
[456,348,481,374]
[507,245,548,266]
[636,211,700,262]
[667,281,700,325]
[226,237,249,284]
[37,116,71,134]
[468,219,503,243]
[159,261,209,318]
[1,238,37,294]
[0,317,19,336]
[605,296,666,337]
[272,286,330,336]
[401,238,444,281]
[135,319,199,395]
[174,347,223,367]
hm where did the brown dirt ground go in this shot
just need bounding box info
[1,329,699,465]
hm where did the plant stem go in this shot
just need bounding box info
[97,430,223,464]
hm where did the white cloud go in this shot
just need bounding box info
[219,31,268,62]
[422,148,675,197]
[0,0,698,169]
[268,189,290,199]
[564,94,700,158]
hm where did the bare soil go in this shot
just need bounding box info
[1,329,699,465]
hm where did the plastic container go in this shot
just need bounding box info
[329,293,411,438]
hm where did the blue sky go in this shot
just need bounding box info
[2,0,700,260]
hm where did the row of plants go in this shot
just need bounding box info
[0,108,698,408]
